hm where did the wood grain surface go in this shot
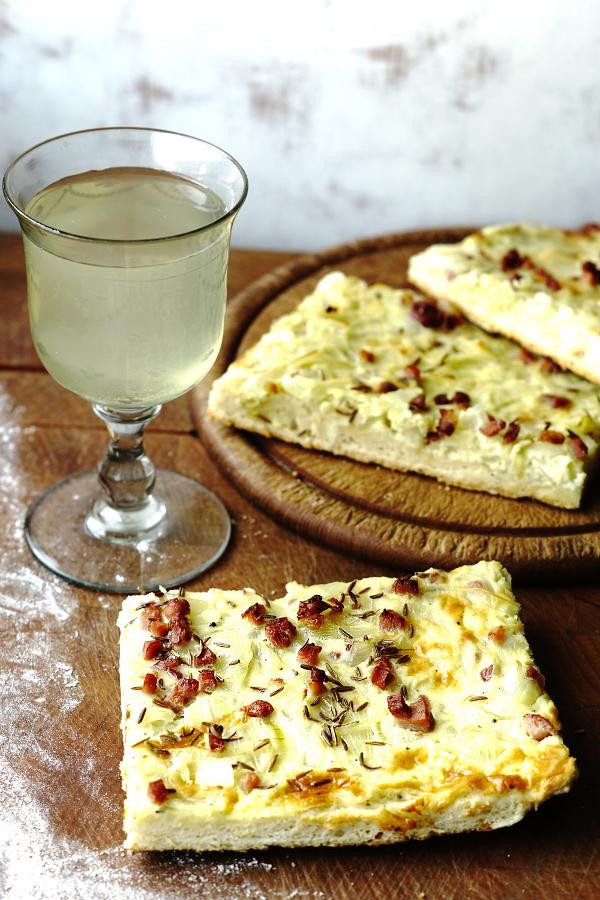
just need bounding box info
[193,230,600,582]
[0,234,598,900]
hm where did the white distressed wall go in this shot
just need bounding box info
[1,0,599,250]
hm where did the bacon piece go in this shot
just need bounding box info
[452,391,471,407]
[297,596,327,619]
[266,616,297,648]
[582,260,600,286]
[501,248,524,270]
[541,356,563,374]
[194,644,217,667]
[142,672,158,694]
[148,779,169,804]
[480,665,493,682]
[242,602,268,625]
[480,415,506,437]
[199,668,218,694]
[393,576,419,595]
[540,430,565,445]
[503,421,520,444]
[411,299,459,331]
[148,620,170,638]
[371,657,395,689]
[519,347,537,364]
[297,642,322,666]
[242,699,274,718]
[404,362,420,380]
[523,713,555,741]
[308,667,328,696]
[240,772,261,793]
[153,655,182,675]
[140,603,162,630]
[360,349,376,363]
[209,732,225,752]
[168,617,192,645]
[526,665,545,691]
[387,694,435,731]
[434,393,451,405]
[163,597,190,620]
[379,608,407,632]
[408,392,428,412]
[437,408,457,436]
[488,626,506,643]
[168,677,199,708]
[377,380,398,393]
[543,394,571,409]
[568,434,588,459]
[143,639,164,661]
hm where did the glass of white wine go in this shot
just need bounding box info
[3,127,247,592]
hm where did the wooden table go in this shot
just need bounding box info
[0,234,598,899]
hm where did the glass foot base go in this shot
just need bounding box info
[24,469,231,593]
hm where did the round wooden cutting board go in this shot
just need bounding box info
[192,229,600,583]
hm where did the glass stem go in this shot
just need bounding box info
[85,404,167,542]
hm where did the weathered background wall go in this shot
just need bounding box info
[1,0,599,249]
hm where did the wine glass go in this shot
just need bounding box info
[3,127,247,592]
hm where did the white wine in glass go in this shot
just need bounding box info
[3,128,248,592]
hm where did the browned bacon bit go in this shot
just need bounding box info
[148,620,170,638]
[411,299,459,331]
[480,665,493,682]
[194,645,217,667]
[379,609,407,632]
[168,617,192,645]
[404,362,420,380]
[308,667,328,696]
[542,272,560,290]
[168,677,199,708]
[501,248,524,270]
[298,596,328,619]
[240,772,261,793]
[371,657,395,690]
[163,597,190,620]
[142,672,158,694]
[540,430,565,445]
[434,393,451,405]
[452,391,471,407]
[425,430,441,444]
[143,639,164,661]
[297,642,322,666]
[503,421,520,444]
[242,602,268,625]
[140,603,162,629]
[148,779,169,804]
[519,347,537,364]
[480,415,506,437]
[568,434,588,459]
[387,693,435,732]
[209,732,225,752]
[199,669,218,694]
[408,392,428,412]
[377,381,398,393]
[543,394,571,409]
[360,349,376,363]
[488,626,506,643]
[242,699,274,718]
[541,356,563,374]
[582,260,600,286]
[153,656,181,674]
[523,713,555,741]
[266,616,297,648]
[526,666,546,690]
[393,576,419,596]
[437,408,457,436]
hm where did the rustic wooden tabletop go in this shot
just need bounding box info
[0,233,598,900]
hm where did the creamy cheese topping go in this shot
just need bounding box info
[208,271,600,504]
[119,562,575,831]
